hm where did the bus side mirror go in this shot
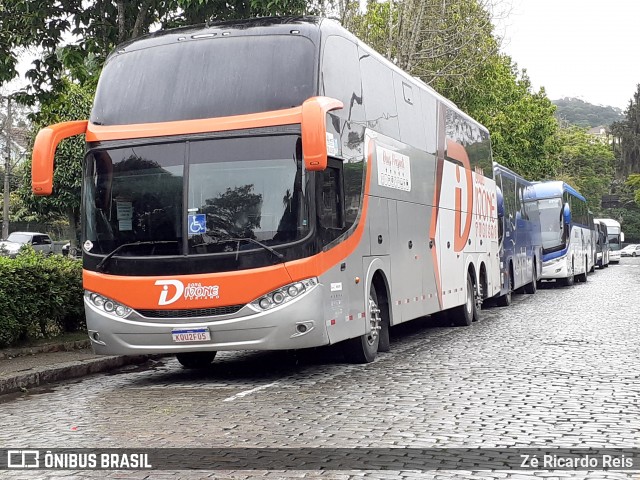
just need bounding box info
[496,187,504,218]
[301,97,343,171]
[32,120,88,195]
[621,232,625,243]
[563,203,571,225]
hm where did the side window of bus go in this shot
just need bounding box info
[360,52,400,138]
[318,159,345,243]
[393,73,424,149]
[321,36,364,123]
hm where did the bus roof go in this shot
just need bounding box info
[108,16,326,58]
[531,180,585,202]
[594,218,621,228]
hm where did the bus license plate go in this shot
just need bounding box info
[171,328,211,343]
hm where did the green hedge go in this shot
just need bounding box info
[0,248,84,348]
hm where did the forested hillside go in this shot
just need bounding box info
[553,97,623,127]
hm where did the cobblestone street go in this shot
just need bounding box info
[2,259,639,479]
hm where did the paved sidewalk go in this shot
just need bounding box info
[0,338,152,396]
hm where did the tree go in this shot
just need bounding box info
[445,54,560,180]
[556,125,615,213]
[611,84,640,179]
[18,80,94,246]
[2,0,311,103]
[344,1,559,181]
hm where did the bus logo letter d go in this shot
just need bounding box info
[155,280,184,305]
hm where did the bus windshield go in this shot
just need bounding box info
[82,135,309,257]
[91,35,316,125]
[608,233,621,250]
[538,197,563,251]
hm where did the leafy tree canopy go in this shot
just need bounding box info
[553,97,623,128]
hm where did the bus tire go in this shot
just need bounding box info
[343,284,381,363]
[450,273,475,326]
[523,264,537,294]
[577,256,588,282]
[496,269,512,306]
[176,351,216,369]
[560,272,574,287]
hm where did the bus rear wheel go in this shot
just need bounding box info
[176,351,216,369]
[450,273,475,326]
[343,284,382,363]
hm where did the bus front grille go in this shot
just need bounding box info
[137,305,244,319]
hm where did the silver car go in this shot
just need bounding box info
[0,232,54,257]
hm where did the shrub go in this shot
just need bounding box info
[0,248,84,347]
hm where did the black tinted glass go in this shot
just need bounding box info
[83,144,185,255]
[92,36,316,125]
[187,135,309,255]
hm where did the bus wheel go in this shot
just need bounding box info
[523,264,537,294]
[561,274,574,287]
[344,285,381,363]
[496,270,512,307]
[577,256,588,282]
[176,351,216,369]
[451,273,475,326]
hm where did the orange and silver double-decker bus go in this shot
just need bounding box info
[32,17,500,367]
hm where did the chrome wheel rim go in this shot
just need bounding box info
[367,295,382,346]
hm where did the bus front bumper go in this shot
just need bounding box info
[541,258,569,279]
[85,286,329,355]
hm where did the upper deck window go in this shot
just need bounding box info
[91,35,316,125]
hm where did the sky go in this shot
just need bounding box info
[4,0,640,111]
[494,0,640,110]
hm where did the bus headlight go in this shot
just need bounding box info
[84,291,132,318]
[251,278,318,311]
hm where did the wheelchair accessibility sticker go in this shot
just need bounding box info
[188,214,207,235]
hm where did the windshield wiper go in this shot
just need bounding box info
[95,240,179,272]
[193,234,285,263]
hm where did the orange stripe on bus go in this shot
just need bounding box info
[85,107,303,142]
[83,263,293,310]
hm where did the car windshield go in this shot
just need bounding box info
[6,233,30,244]
[537,198,563,250]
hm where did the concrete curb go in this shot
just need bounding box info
[0,354,151,396]
[0,339,92,360]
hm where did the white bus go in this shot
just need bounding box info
[32,17,500,367]
[594,218,624,263]
[532,181,593,286]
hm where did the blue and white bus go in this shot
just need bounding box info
[531,181,592,286]
[493,163,542,305]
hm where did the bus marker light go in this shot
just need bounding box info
[355,277,360,284]
[259,298,271,309]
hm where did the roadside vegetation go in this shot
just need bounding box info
[0,248,83,347]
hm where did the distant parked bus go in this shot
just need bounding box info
[594,218,624,263]
[593,219,610,268]
[31,17,500,367]
[492,163,541,305]
[531,181,592,286]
